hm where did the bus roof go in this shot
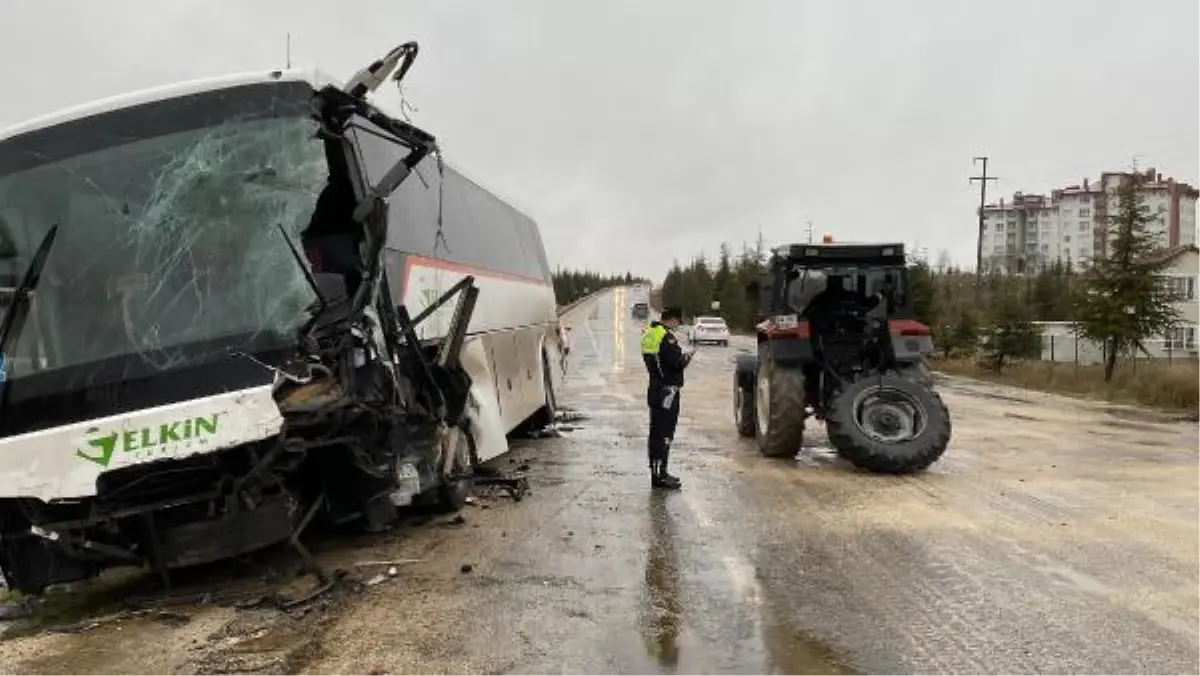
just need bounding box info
[0,68,340,144]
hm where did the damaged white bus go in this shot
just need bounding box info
[0,43,562,594]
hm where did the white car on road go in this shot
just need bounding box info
[688,316,731,346]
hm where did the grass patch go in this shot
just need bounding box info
[933,357,1200,415]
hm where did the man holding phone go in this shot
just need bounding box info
[639,307,694,489]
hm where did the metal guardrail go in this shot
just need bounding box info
[555,286,625,318]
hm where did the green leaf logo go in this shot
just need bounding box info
[76,429,119,467]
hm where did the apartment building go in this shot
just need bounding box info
[980,192,1056,273]
[979,167,1198,274]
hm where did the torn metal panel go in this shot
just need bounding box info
[458,337,510,464]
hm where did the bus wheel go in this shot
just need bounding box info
[528,349,558,430]
[434,423,475,512]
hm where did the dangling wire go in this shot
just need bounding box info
[433,147,450,256]
[383,45,447,258]
[391,42,420,125]
[397,84,419,125]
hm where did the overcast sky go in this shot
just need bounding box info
[1,1,1196,279]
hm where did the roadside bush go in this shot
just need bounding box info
[933,357,1200,415]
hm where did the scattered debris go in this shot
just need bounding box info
[235,596,270,610]
[555,408,588,423]
[473,474,530,502]
[460,564,474,574]
[351,559,421,568]
[364,574,388,587]
[276,570,346,613]
[47,619,102,634]
[0,598,37,621]
[525,427,561,439]
[153,610,192,628]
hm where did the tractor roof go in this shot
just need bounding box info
[771,242,907,266]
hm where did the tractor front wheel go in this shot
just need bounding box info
[754,359,807,458]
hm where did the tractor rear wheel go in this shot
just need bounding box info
[825,373,951,474]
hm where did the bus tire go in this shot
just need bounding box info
[434,424,475,513]
[527,348,558,430]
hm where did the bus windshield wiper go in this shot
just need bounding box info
[0,224,60,387]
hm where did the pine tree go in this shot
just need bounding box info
[982,285,1041,371]
[906,259,937,327]
[945,309,980,359]
[1072,171,1181,381]
[551,268,648,306]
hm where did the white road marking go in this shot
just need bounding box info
[681,491,715,528]
[584,312,601,356]
[679,488,764,609]
[721,555,763,607]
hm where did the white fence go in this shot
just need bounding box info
[1035,322,1199,365]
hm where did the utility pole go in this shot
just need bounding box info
[806,220,814,244]
[969,156,998,292]
[285,33,292,69]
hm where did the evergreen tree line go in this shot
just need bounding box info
[552,268,649,307]
[657,172,1184,380]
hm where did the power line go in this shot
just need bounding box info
[970,156,999,290]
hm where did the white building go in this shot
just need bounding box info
[980,167,1198,274]
[1035,245,1198,364]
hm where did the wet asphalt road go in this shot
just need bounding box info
[1,287,1197,674]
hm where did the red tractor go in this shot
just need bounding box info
[732,239,951,474]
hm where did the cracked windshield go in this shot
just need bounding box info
[0,2,1195,675]
[0,85,322,380]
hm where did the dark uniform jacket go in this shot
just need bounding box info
[641,321,688,390]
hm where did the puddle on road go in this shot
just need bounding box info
[639,492,684,671]
[793,445,845,468]
[633,491,854,675]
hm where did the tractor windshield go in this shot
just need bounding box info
[0,81,326,388]
[785,264,907,316]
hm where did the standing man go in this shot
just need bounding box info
[640,307,693,489]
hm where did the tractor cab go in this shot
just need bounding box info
[748,239,929,345]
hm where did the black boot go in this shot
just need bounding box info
[653,451,682,490]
